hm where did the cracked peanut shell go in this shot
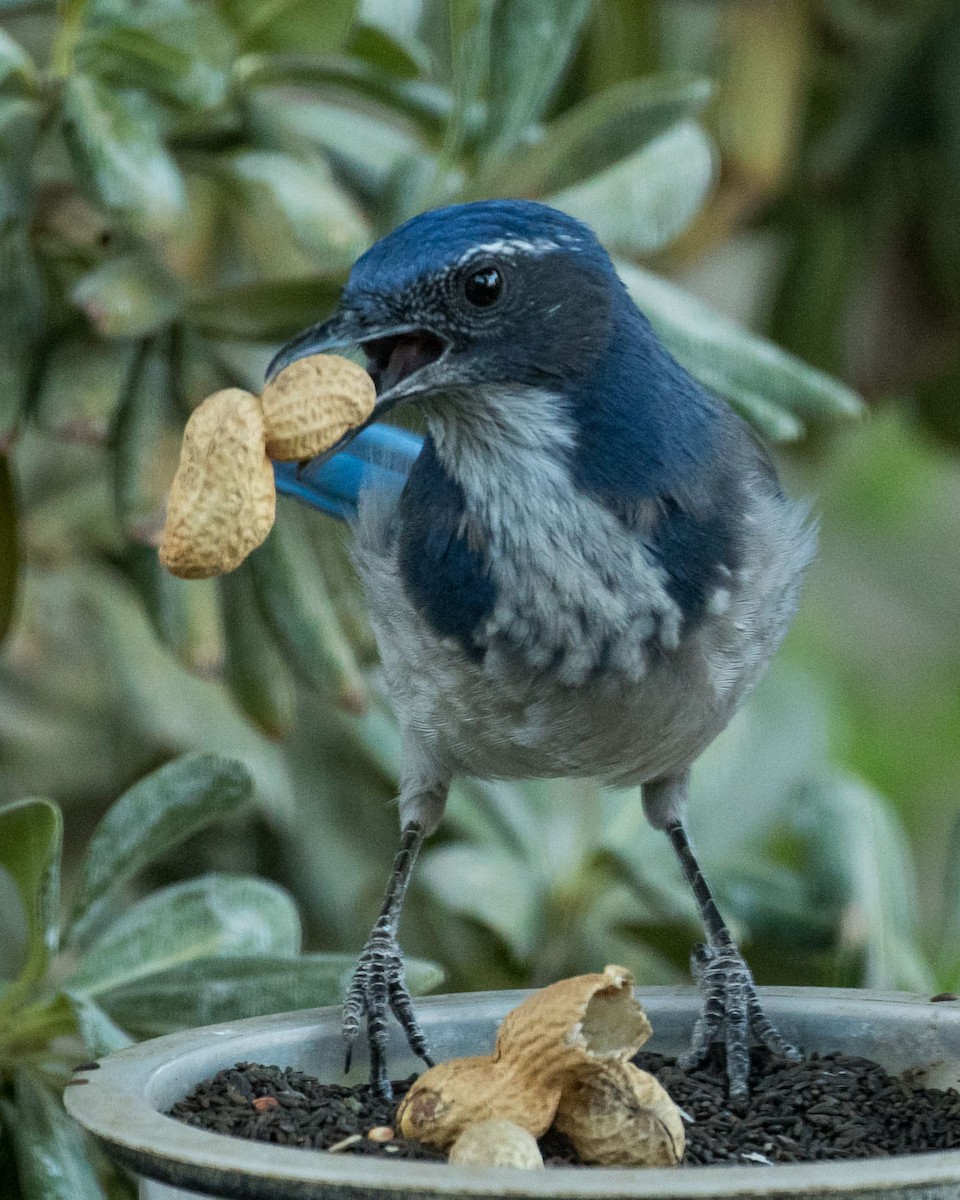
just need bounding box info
[159,388,275,579]
[494,964,652,1088]
[260,353,376,461]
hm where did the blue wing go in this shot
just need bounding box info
[273,423,423,520]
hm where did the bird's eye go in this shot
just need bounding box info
[464,266,503,308]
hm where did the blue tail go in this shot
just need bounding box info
[273,423,423,520]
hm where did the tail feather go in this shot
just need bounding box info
[273,423,423,521]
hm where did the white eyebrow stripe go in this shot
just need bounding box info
[457,236,569,261]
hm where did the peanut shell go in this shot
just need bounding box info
[448,1120,544,1169]
[495,964,651,1088]
[260,353,376,461]
[396,1056,561,1150]
[553,1060,685,1168]
[159,388,275,579]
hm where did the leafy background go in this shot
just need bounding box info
[1,0,960,1193]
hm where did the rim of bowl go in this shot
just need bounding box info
[64,986,960,1200]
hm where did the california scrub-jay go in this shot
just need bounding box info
[268,199,816,1105]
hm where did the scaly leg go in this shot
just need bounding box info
[663,815,801,1105]
[342,821,434,1098]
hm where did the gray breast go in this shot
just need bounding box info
[353,462,815,788]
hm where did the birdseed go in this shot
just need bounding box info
[168,1047,960,1167]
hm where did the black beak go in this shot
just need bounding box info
[267,308,446,398]
[265,309,448,463]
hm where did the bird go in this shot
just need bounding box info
[267,199,817,1106]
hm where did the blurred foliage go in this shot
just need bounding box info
[0,753,440,1198]
[1,3,960,1170]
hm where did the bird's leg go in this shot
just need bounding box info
[342,821,434,1099]
[663,816,801,1105]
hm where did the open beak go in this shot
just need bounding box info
[266,309,447,460]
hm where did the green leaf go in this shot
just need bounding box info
[77,4,234,110]
[220,0,357,55]
[483,0,592,161]
[66,753,253,948]
[434,0,494,182]
[938,811,960,988]
[0,223,45,446]
[34,335,137,444]
[248,505,366,713]
[22,562,295,821]
[601,666,837,937]
[0,221,43,336]
[245,85,433,214]
[345,22,422,78]
[120,544,223,676]
[715,861,839,952]
[471,74,712,199]
[3,1072,106,1200]
[72,255,180,339]
[218,150,369,272]
[111,339,180,545]
[551,120,715,256]
[615,261,864,440]
[807,7,932,183]
[220,565,297,739]
[190,277,342,341]
[61,74,187,236]
[205,338,278,395]
[64,991,133,1059]
[0,96,40,221]
[99,952,442,1036]
[0,799,62,1010]
[166,575,244,684]
[69,875,301,996]
[0,457,17,646]
[793,778,933,992]
[123,543,195,666]
[356,0,424,68]
[0,28,35,94]
[419,845,542,962]
[173,326,229,413]
[239,54,450,141]
[0,336,29,450]
[274,693,404,942]
[768,204,863,379]
[577,0,659,89]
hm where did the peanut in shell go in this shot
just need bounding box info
[553,1059,685,1168]
[396,1055,561,1150]
[448,1120,544,1169]
[396,965,655,1153]
[260,353,376,461]
[159,388,275,579]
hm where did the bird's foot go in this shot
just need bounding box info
[341,916,434,1100]
[680,933,801,1108]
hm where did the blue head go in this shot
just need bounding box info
[269,200,634,428]
[270,199,728,512]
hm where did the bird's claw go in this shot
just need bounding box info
[341,916,434,1099]
[680,933,801,1107]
